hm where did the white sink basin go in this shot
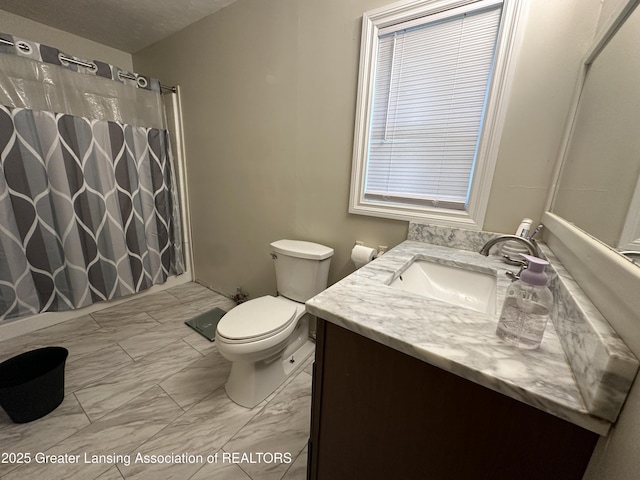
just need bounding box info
[389,259,497,314]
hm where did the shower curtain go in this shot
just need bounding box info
[0,33,184,322]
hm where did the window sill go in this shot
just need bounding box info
[348,200,482,229]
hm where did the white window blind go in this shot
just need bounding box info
[365,4,502,210]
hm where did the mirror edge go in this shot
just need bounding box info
[543,0,640,342]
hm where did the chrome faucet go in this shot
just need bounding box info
[479,235,541,281]
[479,235,540,259]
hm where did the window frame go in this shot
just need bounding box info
[349,0,528,229]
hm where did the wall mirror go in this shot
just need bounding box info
[549,0,640,262]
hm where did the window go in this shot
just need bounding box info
[349,0,526,228]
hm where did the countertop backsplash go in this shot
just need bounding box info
[407,222,501,252]
[543,244,639,422]
[408,221,639,423]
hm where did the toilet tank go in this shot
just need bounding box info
[270,240,334,303]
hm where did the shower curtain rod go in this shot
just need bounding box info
[0,37,177,93]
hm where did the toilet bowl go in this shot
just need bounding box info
[216,296,314,408]
[216,239,333,408]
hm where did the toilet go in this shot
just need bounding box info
[216,239,334,408]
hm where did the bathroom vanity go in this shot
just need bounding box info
[305,225,638,480]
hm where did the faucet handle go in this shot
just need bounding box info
[505,259,529,282]
[505,270,519,281]
[502,254,527,266]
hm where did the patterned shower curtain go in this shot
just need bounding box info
[0,33,184,322]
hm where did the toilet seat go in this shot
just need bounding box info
[216,296,297,343]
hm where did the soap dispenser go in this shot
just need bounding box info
[496,254,553,350]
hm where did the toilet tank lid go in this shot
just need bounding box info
[270,239,334,260]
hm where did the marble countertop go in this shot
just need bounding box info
[306,240,616,435]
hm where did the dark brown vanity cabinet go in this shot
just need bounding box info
[308,319,599,480]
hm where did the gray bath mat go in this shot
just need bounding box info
[184,307,227,342]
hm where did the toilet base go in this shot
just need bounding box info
[225,339,314,408]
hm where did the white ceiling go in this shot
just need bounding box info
[0,0,238,53]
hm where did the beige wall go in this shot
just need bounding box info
[0,9,132,70]
[133,0,601,299]
[134,0,407,299]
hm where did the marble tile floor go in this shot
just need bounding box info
[0,282,313,480]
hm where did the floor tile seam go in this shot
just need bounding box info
[220,447,253,479]
[0,399,90,459]
[122,337,204,370]
[72,391,96,425]
[83,387,185,470]
[0,328,97,358]
[70,346,141,396]
[117,335,173,363]
[65,364,136,396]
[152,315,208,343]
[166,290,182,300]
[73,347,200,421]
[157,383,189,416]
[89,309,132,327]
[141,343,196,371]
[114,463,126,479]
[67,342,132,366]
[76,339,202,400]
[146,308,199,323]
[165,290,211,301]
[185,462,207,480]
[182,447,223,480]
[119,315,194,335]
[219,401,273,455]
[121,388,196,460]
[166,286,212,299]
[122,384,243,464]
[266,363,314,403]
[176,302,228,316]
[14,321,104,350]
[138,338,210,379]
[177,337,209,359]
[119,343,138,363]
[156,360,215,402]
[278,444,308,480]
[89,312,162,330]
[138,303,197,319]
[82,383,183,427]
[181,335,217,356]
[181,336,214,358]
[195,297,236,308]
[0,460,21,478]
[0,394,96,472]
[128,295,192,310]
[183,290,231,300]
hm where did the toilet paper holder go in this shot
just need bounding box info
[354,241,387,257]
[351,241,386,269]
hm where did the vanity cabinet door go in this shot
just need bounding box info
[308,319,598,480]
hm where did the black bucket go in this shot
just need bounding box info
[0,347,68,423]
